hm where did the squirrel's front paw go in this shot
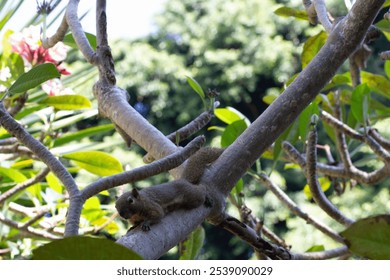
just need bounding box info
[204,195,213,208]
[141,221,151,231]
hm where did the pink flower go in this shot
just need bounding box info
[9,26,71,75]
[42,79,74,96]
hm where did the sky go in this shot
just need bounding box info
[3,0,167,40]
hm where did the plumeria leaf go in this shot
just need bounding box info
[301,31,328,69]
[53,124,115,147]
[186,76,205,100]
[340,215,390,259]
[0,166,27,183]
[351,83,371,126]
[274,6,308,21]
[221,119,247,147]
[215,107,250,125]
[303,177,331,199]
[38,95,92,110]
[32,236,142,260]
[8,63,60,95]
[63,32,97,51]
[180,226,205,260]
[62,151,123,176]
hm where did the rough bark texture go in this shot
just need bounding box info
[117,0,384,259]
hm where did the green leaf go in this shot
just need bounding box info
[306,245,325,252]
[215,107,250,125]
[351,83,371,125]
[361,71,390,99]
[46,172,63,194]
[301,31,328,69]
[375,19,390,41]
[82,197,104,222]
[53,124,115,147]
[303,177,331,200]
[340,215,390,259]
[62,151,123,176]
[221,119,247,147]
[8,63,60,95]
[323,72,352,91]
[63,32,97,51]
[0,166,27,183]
[298,102,319,141]
[274,6,308,21]
[186,76,205,100]
[180,226,205,260]
[385,60,390,79]
[32,236,142,260]
[5,53,25,79]
[38,95,92,110]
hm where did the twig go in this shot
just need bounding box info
[81,135,206,199]
[306,124,354,226]
[0,103,79,198]
[254,173,345,243]
[66,0,97,64]
[283,140,390,185]
[333,92,353,170]
[368,128,390,150]
[42,16,68,48]
[321,110,390,162]
[218,214,292,260]
[143,111,214,163]
[0,167,50,204]
[0,212,61,240]
[291,246,350,260]
[313,0,333,32]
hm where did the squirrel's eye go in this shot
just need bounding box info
[127,196,134,203]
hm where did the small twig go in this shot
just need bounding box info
[0,212,61,240]
[65,0,97,64]
[368,128,390,150]
[333,92,353,170]
[81,135,206,199]
[0,102,79,199]
[42,15,68,48]
[320,110,364,141]
[0,167,50,204]
[321,110,390,163]
[291,246,350,260]
[254,173,345,243]
[144,111,214,163]
[218,214,292,260]
[306,124,354,226]
[0,137,17,146]
[283,140,390,185]
[313,0,333,32]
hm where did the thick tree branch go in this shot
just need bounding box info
[81,136,205,199]
[119,0,384,259]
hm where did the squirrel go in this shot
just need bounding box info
[115,147,224,231]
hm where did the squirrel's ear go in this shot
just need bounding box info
[131,188,140,199]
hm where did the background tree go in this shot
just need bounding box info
[1,0,390,260]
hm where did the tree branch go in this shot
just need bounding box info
[306,124,354,226]
[81,135,205,199]
[254,173,345,243]
[119,0,384,258]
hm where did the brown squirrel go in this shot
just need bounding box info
[115,147,223,231]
